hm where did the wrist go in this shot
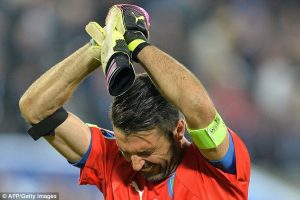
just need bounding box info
[88,40,101,62]
[132,42,150,62]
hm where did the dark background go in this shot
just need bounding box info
[0,0,300,199]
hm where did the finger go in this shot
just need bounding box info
[85,22,106,45]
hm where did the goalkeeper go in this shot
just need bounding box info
[19,4,250,199]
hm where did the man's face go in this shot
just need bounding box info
[114,127,181,182]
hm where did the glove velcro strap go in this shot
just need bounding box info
[124,30,149,62]
[131,42,150,62]
[128,39,146,52]
[27,107,68,141]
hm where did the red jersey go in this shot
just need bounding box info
[79,126,250,199]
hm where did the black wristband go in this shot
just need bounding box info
[27,107,68,141]
[132,42,150,62]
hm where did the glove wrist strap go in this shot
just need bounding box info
[128,39,146,52]
[132,42,150,62]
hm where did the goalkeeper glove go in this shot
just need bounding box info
[106,4,150,62]
[86,21,135,96]
[85,22,105,62]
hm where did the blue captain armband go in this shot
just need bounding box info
[187,112,227,149]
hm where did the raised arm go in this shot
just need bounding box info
[138,46,215,129]
[19,44,99,162]
[138,46,229,161]
[103,4,230,161]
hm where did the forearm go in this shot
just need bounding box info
[19,43,100,124]
[138,45,215,129]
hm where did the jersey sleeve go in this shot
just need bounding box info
[209,132,236,174]
[201,129,250,193]
[177,129,250,199]
[78,125,119,192]
[230,129,251,182]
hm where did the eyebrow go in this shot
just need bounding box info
[132,134,155,145]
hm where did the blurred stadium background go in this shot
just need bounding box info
[0,0,300,199]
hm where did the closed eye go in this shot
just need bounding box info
[137,150,153,157]
[119,148,153,158]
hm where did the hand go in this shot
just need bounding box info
[85,21,135,96]
[106,4,151,62]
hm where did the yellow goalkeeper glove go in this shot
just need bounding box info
[85,21,135,96]
[106,4,150,62]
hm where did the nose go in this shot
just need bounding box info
[131,155,145,171]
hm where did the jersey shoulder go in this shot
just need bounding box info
[86,123,116,140]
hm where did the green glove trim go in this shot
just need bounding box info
[187,112,227,149]
[128,39,147,52]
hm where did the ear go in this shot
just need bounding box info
[173,119,186,141]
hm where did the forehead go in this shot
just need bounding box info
[113,127,165,151]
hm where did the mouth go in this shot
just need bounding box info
[141,163,154,173]
[141,164,166,182]
[141,163,160,176]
